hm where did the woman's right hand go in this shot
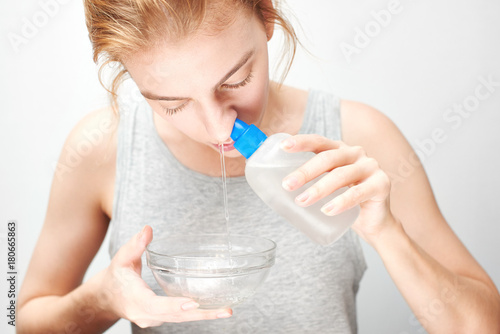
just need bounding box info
[95,225,232,328]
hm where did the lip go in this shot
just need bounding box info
[212,142,236,152]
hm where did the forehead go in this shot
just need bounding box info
[124,10,264,90]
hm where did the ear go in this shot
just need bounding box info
[259,0,275,41]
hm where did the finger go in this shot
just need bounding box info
[282,147,368,192]
[147,296,233,318]
[280,134,345,153]
[127,289,233,327]
[114,225,153,268]
[294,158,377,207]
[320,172,389,216]
[164,308,233,323]
[140,296,232,324]
[134,308,232,327]
[187,308,233,321]
[146,295,199,315]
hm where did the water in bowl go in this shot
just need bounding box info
[151,247,271,309]
[152,269,265,309]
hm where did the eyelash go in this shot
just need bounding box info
[161,102,187,116]
[221,71,254,90]
[160,72,253,115]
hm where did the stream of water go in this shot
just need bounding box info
[219,143,232,258]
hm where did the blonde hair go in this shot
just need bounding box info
[83,0,298,113]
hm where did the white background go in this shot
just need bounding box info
[1,0,499,333]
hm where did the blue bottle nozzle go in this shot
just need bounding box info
[230,118,267,158]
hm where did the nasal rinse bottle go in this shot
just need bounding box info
[230,118,360,245]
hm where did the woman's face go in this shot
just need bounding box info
[124,9,271,158]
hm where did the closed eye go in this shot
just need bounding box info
[159,71,253,115]
[220,72,253,90]
[160,101,188,116]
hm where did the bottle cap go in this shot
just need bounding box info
[230,118,267,158]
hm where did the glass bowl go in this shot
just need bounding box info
[146,234,276,309]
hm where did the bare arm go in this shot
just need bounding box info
[341,100,500,333]
[17,108,231,333]
[280,100,500,333]
[17,108,120,332]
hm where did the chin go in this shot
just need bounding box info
[223,150,244,159]
[207,142,243,158]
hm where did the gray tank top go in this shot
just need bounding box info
[109,86,366,333]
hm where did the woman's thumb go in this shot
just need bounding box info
[114,225,153,268]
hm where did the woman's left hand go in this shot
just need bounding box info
[280,134,395,242]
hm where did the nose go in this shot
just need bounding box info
[200,99,236,143]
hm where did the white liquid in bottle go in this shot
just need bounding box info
[231,120,359,246]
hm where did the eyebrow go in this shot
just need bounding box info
[140,49,255,101]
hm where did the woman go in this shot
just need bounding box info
[17,0,500,333]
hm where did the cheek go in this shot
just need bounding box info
[234,77,268,121]
[150,102,206,138]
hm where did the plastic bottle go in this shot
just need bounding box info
[230,118,360,246]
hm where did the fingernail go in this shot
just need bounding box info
[295,191,309,203]
[217,311,232,318]
[282,176,298,191]
[321,202,336,215]
[280,138,295,150]
[138,226,147,239]
[181,301,199,311]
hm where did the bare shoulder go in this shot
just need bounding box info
[339,99,436,240]
[55,106,118,217]
[339,99,412,165]
[61,106,118,167]
[338,99,498,289]
[340,99,399,144]
[18,107,119,308]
